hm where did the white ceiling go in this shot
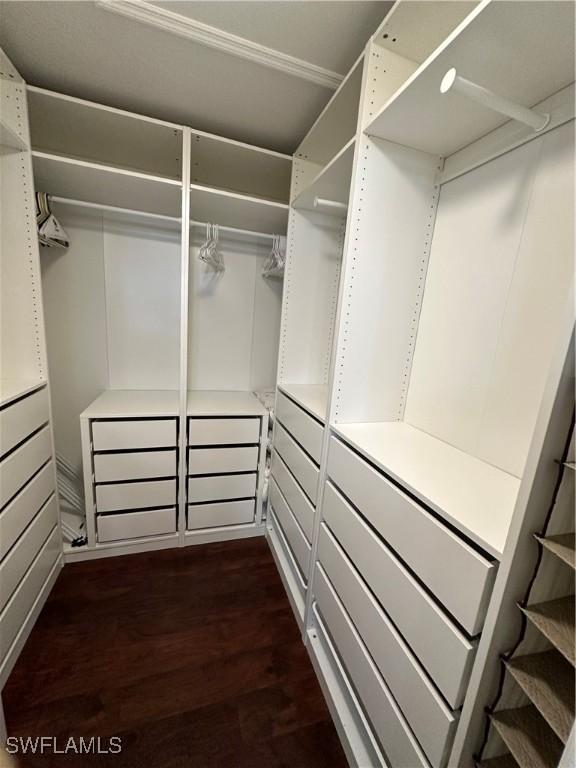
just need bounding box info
[0,1,391,153]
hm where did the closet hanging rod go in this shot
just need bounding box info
[314,197,348,212]
[190,220,275,242]
[440,68,550,132]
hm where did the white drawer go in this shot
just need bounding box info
[0,387,49,458]
[188,417,260,446]
[0,426,52,509]
[0,528,60,664]
[314,566,429,768]
[92,419,177,451]
[269,478,311,579]
[318,523,456,767]
[97,506,176,542]
[268,508,306,616]
[271,451,314,542]
[0,496,58,613]
[0,461,55,560]
[188,446,259,475]
[274,423,319,505]
[187,473,256,503]
[95,479,176,512]
[327,436,496,635]
[322,482,475,707]
[187,499,255,530]
[94,450,177,482]
[276,391,323,464]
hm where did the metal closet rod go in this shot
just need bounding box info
[49,196,278,241]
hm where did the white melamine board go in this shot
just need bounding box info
[0,381,45,409]
[366,1,575,156]
[187,499,255,530]
[278,384,328,423]
[1,79,28,150]
[360,44,419,131]
[0,427,52,509]
[269,479,311,579]
[405,124,575,478]
[81,390,179,418]
[293,139,355,212]
[279,210,343,386]
[267,510,306,623]
[187,446,258,475]
[190,132,291,203]
[96,479,176,513]
[32,153,181,217]
[332,138,440,423]
[104,217,180,389]
[271,451,314,542]
[249,253,283,392]
[28,87,182,179]
[275,423,319,505]
[187,391,265,416]
[276,390,324,464]
[0,386,48,457]
[0,461,54,560]
[92,419,176,452]
[0,48,23,82]
[188,417,261,446]
[189,185,288,235]
[187,473,256,503]
[97,507,176,542]
[94,450,177,482]
[333,422,519,560]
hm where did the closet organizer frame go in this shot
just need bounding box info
[26,88,290,561]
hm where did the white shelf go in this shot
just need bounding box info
[365,1,575,157]
[279,384,328,423]
[333,421,521,559]
[32,152,182,218]
[292,139,355,214]
[189,184,289,235]
[0,379,46,409]
[81,390,179,419]
[0,120,27,152]
[187,390,266,417]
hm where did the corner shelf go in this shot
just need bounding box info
[189,184,289,235]
[278,383,328,423]
[292,138,355,215]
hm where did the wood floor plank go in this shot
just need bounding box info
[521,596,575,666]
[491,705,564,768]
[536,533,575,570]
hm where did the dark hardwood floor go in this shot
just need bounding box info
[2,537,348,767]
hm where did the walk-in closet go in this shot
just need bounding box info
[0,2,574,766]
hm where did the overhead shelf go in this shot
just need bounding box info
[32,152,182,218]
[536,533,575,571]
[365,1,576,157]
[491,705,563,768]
[292,138,355,215]
[278,383,328,423]
[521,597,575,666]
[189,184,289,235]
[332,420,521,559]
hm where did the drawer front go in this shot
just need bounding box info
[318,524,455,767]
[187,499,255,530]
[97,507,176,542]
[0,496,58,613]
[0,426,52,509]
[271,451,314,542]
[328,436,495,635]
[94,450,177,482]
[274,423,319,505]
[187,473,256,503]
[92,419,177,451]
[0,528,60,664]
[269,479,311,579]
[322,482,474,707]
[276,391,323,464]
[0,387,49,458]
[0,461,55,560]
[268,509,306,616]
[314,566,429,768]
[188,446,259,475]
[95,479,176,512]
[188,418,260,446]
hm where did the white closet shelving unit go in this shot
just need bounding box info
[268,1,575,766]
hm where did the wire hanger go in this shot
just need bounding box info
[199,223,225,273]
[262,234,285,279]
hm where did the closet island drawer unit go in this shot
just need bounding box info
[276,390,323,464]
[326,435,496,636]
[97,507,177,542]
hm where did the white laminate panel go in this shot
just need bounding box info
[274,423,319,505]
[187,499,255,530]
[276,390,323,464]
[271,451,314,541]
[0,387,49,458]
[327,436,495,635]
[314,566,429,768]
[91,419,177,451]
[0,496,57,612]
[187,446,259,475]
[0,427,52,509]
[0,461,55,560]
[318,523,456,767]
[0,528,60,662]
[321,483,475,708]
[188,417,260,446]
[93,450,177,482]
[187,473,257,503]
[97,506,176,542]
[95,479,176,512]
[269,479,311,579]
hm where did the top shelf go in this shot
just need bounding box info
[365,1,576,157]
[292,138,355,215]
